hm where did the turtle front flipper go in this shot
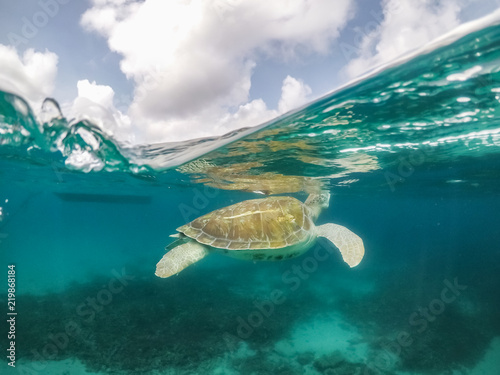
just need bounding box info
[155,241,210,278]
[316,223,365,267]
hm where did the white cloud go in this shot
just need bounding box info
[110,74,312,142]
[278,75,312,113]
[70,79,133,142]
[138,98,277,142]
[76,79,115,109]
[0,44,58,106]
[81,0,354,143]
[344,0,462,78]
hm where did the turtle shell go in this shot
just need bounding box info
[177,196,314,250]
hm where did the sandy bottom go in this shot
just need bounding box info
[462,336,500,375]
[9,336,500,375]
[274,312,369,361]
[12,358,102,375]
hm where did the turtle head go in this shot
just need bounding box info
[305,192,330,221]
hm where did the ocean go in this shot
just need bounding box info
[1,14,500,375]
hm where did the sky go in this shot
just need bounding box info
[0,0,499,144]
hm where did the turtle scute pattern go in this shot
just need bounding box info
[178,197,313,250]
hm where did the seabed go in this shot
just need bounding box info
[5,254,500,375]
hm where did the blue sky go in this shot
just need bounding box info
[0,0,499,144]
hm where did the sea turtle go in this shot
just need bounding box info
[155,193,364,278]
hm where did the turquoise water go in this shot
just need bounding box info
[1,18,500,375]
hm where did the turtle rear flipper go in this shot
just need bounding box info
[155,241,210,278]
[316,223,364,267]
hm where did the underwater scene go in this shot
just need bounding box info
[2,13,500,375]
